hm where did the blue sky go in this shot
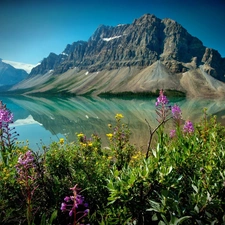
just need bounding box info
[0,0,225,64]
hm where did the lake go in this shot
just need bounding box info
[1,95,225,151]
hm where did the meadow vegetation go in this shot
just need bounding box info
[0,91,225,225]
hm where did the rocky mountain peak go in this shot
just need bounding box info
[23,13,225,98]
[133,13,159,25]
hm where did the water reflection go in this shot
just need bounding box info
[2,95,225,150]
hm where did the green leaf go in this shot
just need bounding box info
[173,216,192,225]
[147,200,162,212]
[161,214,168,224]
[159,221,166,225]
[152,149,157,158]
[49,210,57,224]
[152,213,158,221]
[192,184,198,193]
[194,205,199,213]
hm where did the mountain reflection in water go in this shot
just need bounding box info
[2,95,225,151]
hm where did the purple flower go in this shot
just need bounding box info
[64,196,71,202]
[69,209,73,217]
[155,90,169,106]
[171,104,182,120]
[61,184,89,222]
[183,120,194,133]
[76,194,84,205]
[17,150,35,168]
[170,129,176,138]
[84,209,90,215]
[155,90,171,123]
[61,202,67,211]
[0,109,13,124]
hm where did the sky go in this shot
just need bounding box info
[0,0,225,65]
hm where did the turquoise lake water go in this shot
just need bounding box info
[1,95,225,151]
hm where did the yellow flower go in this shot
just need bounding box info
[59,138,64,144]
[88,142,93,147]
[106,133,113,139]
[23,146,28,151]
[115,113,124,119]
[132,155,138,159]
[77,133,84,138]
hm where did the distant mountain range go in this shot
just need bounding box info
[0,59,28,90]
[2,60,37,73]
[6,14,225,97]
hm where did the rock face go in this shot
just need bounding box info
[0,59,28,88]
[11,14,225,97]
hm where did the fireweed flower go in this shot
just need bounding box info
[155,90,169,107]
[15,150,37,182]
[171,104,182,128]
[169,129,176,138]
[0,101,19,162]
[0,101,13,124]
[61,184,89,224]
[183,120,194,134]
[155,90,171,123]
[15,150,38,225]
[0,109,13,124]
[171,104,182,120]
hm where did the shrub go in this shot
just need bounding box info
[0,91,225,225]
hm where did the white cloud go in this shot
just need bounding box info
[2,60,38,73]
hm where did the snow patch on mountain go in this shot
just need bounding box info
[102,35,122,41]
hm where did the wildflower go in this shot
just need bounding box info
[155,89,169,106]
[17,150,35,167]
[61,202,67,211]
[15,150,38,225]
[106,133,113,138]
[84,209,90,215]
[80,143,86,147]
[77,133,84,138]
[64,196,71,202]
[0,101,18,158]
[155,89,171,123]
[169,129,176,138]
[171,104,182,120]
[115,113,124,119]
[132,154,138,159]
[61,184,89,223]
[0,109,13,123]
[59,138,64,144]
[0,101,13,124]
[183,120,194,133]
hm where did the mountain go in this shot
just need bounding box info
[0,59,28,90]
[2,60,37,74]
[9,14,225,97]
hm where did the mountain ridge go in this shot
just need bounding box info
[0,59,28,89]
[8,13,225,98]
